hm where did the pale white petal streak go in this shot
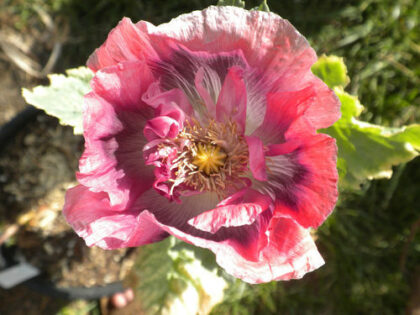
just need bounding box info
[150,46,269,124]
[244,69,270,135]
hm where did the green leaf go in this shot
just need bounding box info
[253,0,270,12]
[134,238,174,314]
[217,0,245,8]
[313,55,420,189]
[324,88,420,189]
[135,237,227,315]
[336,157,348,182]
[333,87,364,120]
[312,55,350,89]
[22,67,93,135]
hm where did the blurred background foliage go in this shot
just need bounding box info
[0,0,419,314]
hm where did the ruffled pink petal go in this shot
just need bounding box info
[63,185,167,249]
[142,81,194,118]
[137,189,219,229]
[246,136,267,181]
[87,18,159,71]
[90,61,154,111]
[78,61,155,209]
[259,216,325,281]
[147,6,316,91]
[265,134,338,228]
[252,80,340,145]
[297,73,341,130]
[216,66,247,131]
[143,116,181,141]
[137,188,269,262]
[143,139,174,166]
[152,167,176,199]
[252,87,315,144]
[188,188,271,233]
[142,210,323,284]
[266,141,301,156]
[146,145,181,200]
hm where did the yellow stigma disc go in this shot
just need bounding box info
[192,143,227,175]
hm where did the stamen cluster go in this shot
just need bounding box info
[170,119,249,197]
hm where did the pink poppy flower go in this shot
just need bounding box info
[63,6,340,283]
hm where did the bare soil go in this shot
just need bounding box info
[0,112,137,288]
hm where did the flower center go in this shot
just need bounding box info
[165,119,249,198]
[192,143,227,175]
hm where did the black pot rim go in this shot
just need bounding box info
[25,277,124,300]
[0,106,42,150]
[0,107,125,300]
